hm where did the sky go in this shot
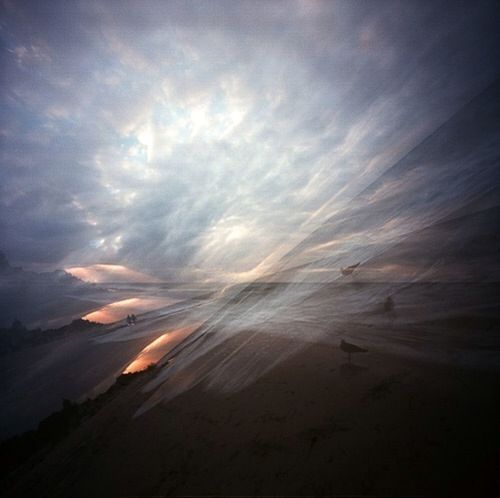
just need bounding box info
[1,0,500,282]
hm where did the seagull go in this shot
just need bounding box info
[340,339,368,363]
[340,262,360,276]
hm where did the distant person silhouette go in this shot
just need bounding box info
[131,314,137,325]
[126,314,132,326]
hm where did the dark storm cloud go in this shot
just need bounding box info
[1,0,499,280]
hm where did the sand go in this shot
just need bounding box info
[3,332,499,497]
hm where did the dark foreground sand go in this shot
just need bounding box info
[3,336,500,497]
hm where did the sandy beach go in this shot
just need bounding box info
[3,331,499,497]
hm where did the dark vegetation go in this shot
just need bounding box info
[0,364,157,481]
[0,318,103,355]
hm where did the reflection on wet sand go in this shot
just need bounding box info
[123,323,201,373]
[82,297,179,324]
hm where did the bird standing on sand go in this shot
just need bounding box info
[340,339,367,363]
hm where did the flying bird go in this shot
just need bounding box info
[340,339,368,363]
[340,262,360,276]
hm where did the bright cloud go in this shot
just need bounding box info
[1,0,499,281]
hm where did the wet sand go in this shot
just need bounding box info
[3,333,500,497]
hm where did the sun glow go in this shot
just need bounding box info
[82,296,179,324]
[66,264,161,283]
[137,123,155,162]
[123,323,201,373]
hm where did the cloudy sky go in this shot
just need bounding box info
[1,0,499,282]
